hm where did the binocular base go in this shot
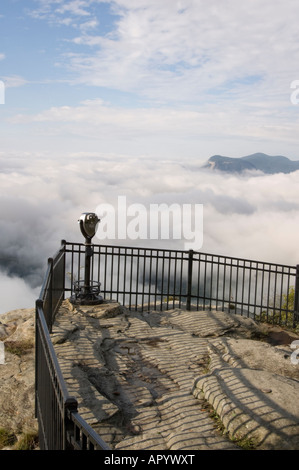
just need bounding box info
[70,293,103,306]
[70,280,103,306]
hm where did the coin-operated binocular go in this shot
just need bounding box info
[71,212,103,305]
[79,212,100,242]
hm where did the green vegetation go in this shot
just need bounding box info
[256,286,299,333]
[5,339,34,357]
[203,401,259,450]
[0,428,38,450]
[231,434,259,450]
[0,428,17,449]
[14,431,39,450]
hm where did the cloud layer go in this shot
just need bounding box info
[1,151,299,314]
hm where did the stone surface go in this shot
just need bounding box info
[0,308,37,445]
[1,302,299,450]
[51,300,299,450]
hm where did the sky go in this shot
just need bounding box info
[1,0,299,314]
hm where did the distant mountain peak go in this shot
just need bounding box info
[202,153,299,174]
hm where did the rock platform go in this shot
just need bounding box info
[50,300,299,450]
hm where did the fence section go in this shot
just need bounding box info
[39,248,65,332]
[35,248,110,450]
[64,242,298,327]
[65,242,189,310]
[36,240,299,450]
[189,252,298,325]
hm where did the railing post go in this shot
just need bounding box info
[61,240,66,294]
[294,264,299,325]
[186,249,194,311]
[48,257,54,333]
[35,299,43,421]
[64,397,79,450]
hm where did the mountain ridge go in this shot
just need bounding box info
[202,153,299,174]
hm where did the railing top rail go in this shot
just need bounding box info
[69,411,111,450]
[38,258,53,303]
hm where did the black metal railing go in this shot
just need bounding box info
[35,247,110,450]
[35,240,299,450]
[64,241,299,326]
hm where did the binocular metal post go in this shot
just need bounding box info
[70,213,103,306]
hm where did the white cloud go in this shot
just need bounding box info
[2,75,28,88]
[29,0,299,106]
[0,271,40,315]
[79,18,99,31]
[55,0,92,17]
[61,0,299,106]
[18,0,299,159]
[9,98,299,159]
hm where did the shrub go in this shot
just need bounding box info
[4,339,34,357]
[0,428,17,449]
[14,431,39,450]
[256,286,299,332]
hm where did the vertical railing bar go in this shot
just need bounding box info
[247,261,252,318]
[222,257,226,312]
[253,263,258,320]
[99,246,107,296]
[279,267,284,323]
[78,244,82,289]
[228,258,233,310]
[208,256,212,311]
[285,267,290,321]
[260,263,265,317]
[129,248,134,310]
[148,249,153,309]
[267,265,271,322]
[136,248,140,310]
[294,265,299,326]
[203,253,207,310]
[241,260,245,316]
[141,249,147,311]
[215,256,220,311]
[173,251,177,308]
[90,245,95,290]
[155,250,158,309]
[186,250,193,311]
[197,253,201,310]
[123,248,127,307]
[160,251,165,310]
[179,251,183,308]
[193,253,200,310]
[182,250,185,308]
[98,245,102,295]
[167,252,171,310]
[117,247,121,304]
[70,244,74,295]
[110,246,115,300]
[273,264,278,323]
[235,259,239,314]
